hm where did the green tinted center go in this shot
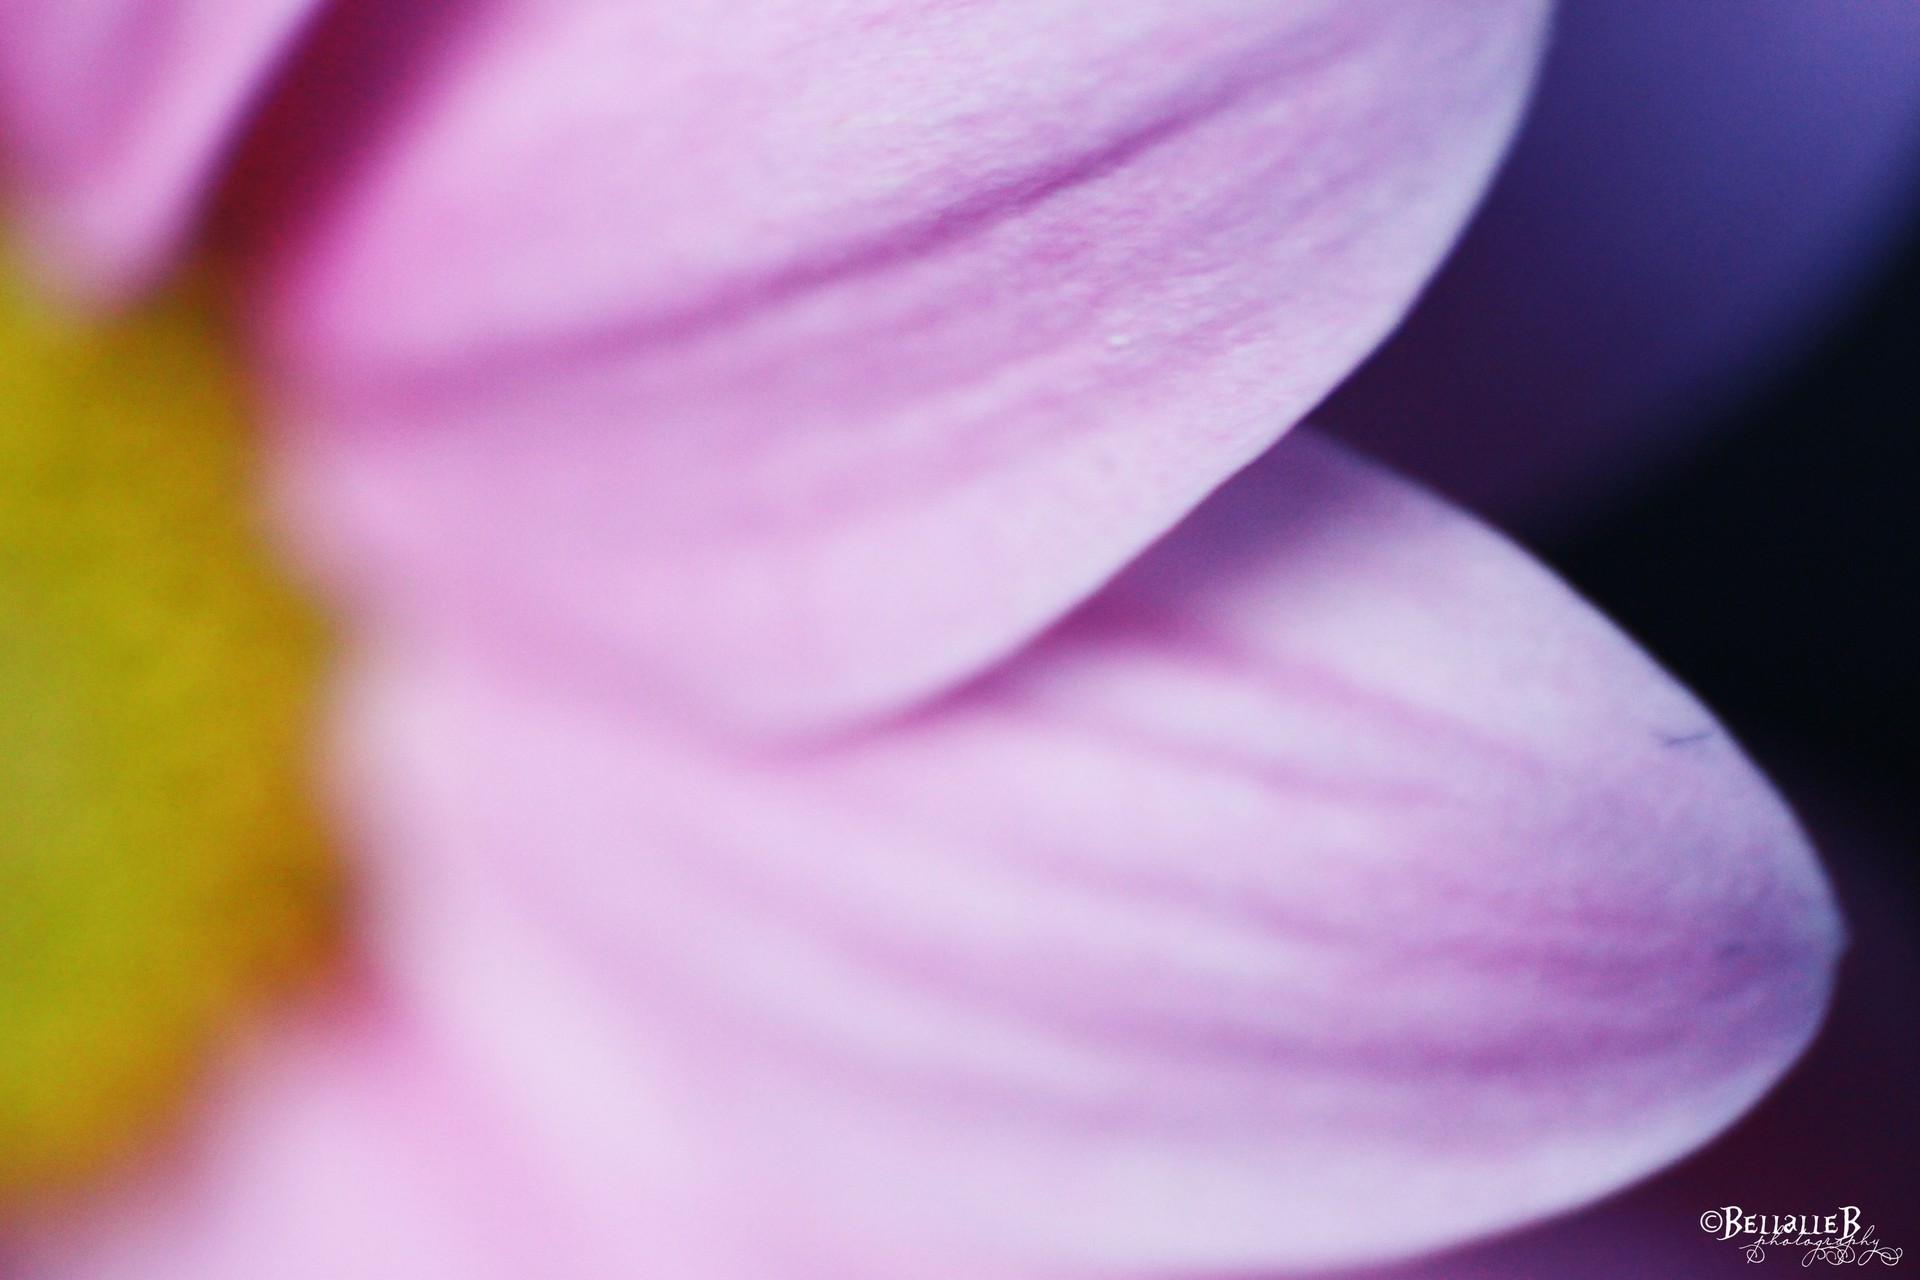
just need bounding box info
[1,261,337,1204]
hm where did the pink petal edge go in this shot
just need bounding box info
[22,432,1841,1278]
[257,0,1552,735]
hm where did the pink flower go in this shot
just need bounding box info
[0,1,1875,1275]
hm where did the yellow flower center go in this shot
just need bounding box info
[1,258,337,1205]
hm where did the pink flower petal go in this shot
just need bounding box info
[9,434,1839,1278]
[285,432,1831,1275]
[256,0,1550,734]
[0,0,325,301]
[13,996,516,1280]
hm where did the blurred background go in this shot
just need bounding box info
[1546,212,1918,872]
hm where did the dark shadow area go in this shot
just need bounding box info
[1545,211,1920,852]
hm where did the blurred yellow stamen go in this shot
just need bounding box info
[0,260,338,1205]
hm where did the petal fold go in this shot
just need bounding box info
[258,0,1551,733]
[0,0,325,300]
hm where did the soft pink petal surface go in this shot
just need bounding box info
[258,0,1549,734]
[1360,781,1920,1279]
[12,997,525,1280]
[0,0,324,299]
[346,433,1836,1273]
[1322,0,1920,530]
[28,434,1838,1277]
